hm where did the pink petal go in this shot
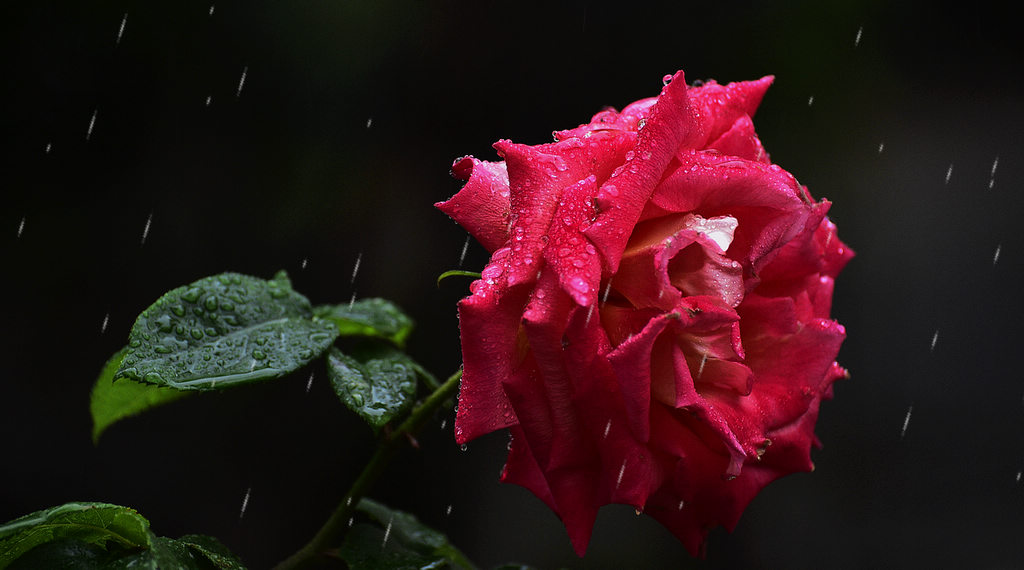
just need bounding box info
[585,70,698,275]
[542,175,604,307]
[495,132,635,287]
[436,156,511,252]
[707,115,770,163]
[453,255,525,444]
[650,151,808,275]
[687,76,774,148]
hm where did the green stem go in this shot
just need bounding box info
[273,368,463,570]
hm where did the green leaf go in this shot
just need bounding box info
[0,502,152,567]
[5,538,111,569]
[338,498,475,570]
[175,535,246,569]
[314,298,414,348]
[0,504,246,570]
[90,348,190,444]
[116,271,338,391]
[327,345,419,431]
[435,270,481,288]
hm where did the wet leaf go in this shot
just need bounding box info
[174,534,246,569]
[314,298,414,348]
[116,271,338,390]
[327,345,418,431]
[0,502,152,565]
[339,498,475,570]
[0,504,245,569]
[90,348,190,444]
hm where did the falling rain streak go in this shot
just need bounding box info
[930,330,938,352]
[381,515,394,547]
[86,109,97,140]
[877,142,884,154]
[807,95,814,107]
[116,13,127,45]
[101,313,109,334]
[205,95,212,106]
[458,236,470,267]
[209,4,215,16]
[366,117,373,129]
[239,487,251,519]
[945,164,953,184]
[445,505,453,516]
[350,253,363,283]
[45,143,51,154]
[854,26,863,47]
[306,372,314,393]
[16,217,25,239]
[301,257,308,269]
[900,405,913,439]
[236,66,248,97]
[140,213,152,245]
[616,460,627,489]
[993,244,1001,266]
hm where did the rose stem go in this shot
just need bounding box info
[273,367,463,570]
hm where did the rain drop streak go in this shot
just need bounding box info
[115,13,127,45]
[239,487,252,519]
[236,66,248,97]
[140,212,153,245]
[86,109,98,140]
[458,235,470,267]
[900,405,913,439]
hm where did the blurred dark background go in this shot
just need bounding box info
[2,1,1023,568]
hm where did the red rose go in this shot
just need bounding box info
[437,71,852,556]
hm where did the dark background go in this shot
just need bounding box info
[2,1,1023,568]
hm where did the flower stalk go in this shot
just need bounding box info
[274,368,463,570]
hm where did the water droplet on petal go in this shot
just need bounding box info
[569,277,588,293]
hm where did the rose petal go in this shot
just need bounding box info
[707,115,770,163]
[687,76,774,148]
[543,175,604,307]
[495,132,636,287]
[453,254,525,444]
[436,156,511,252]
[516,268,590,472]
[585,70,697,275]
[650,151,808,275]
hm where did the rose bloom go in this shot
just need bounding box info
[437,71,852,556]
